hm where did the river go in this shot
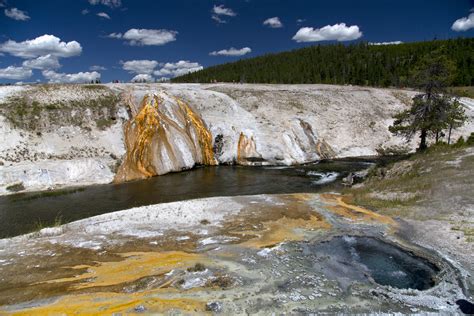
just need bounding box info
[0,158,391,238]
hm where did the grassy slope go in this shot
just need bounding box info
[346,145,474,241]
[0,84,120,131]
[449,86,474,98]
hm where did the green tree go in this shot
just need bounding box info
[446,99,467,144]
[389,50,466,150]
[389,95,435,150]
[409,49,456,98]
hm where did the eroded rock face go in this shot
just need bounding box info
[115,92,216,182]
[237,132,263,165]
[316,139,336,159]
[282,118,336,162]
[0,85,127,195]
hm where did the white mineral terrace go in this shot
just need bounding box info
[1,83,473,194]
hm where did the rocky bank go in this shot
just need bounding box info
[1,83,473,194]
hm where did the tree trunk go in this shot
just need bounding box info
[436,131,439,143]
[448,125,453,145]
[419,129,428,151]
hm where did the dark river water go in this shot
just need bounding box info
[0,158,391,238]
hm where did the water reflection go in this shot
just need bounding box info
[0,158,384,238]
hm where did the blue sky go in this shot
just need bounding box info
[1,0,474,83]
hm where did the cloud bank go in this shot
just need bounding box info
[131,74,153,82]
[123,59,203,82]
[0,34,87,81]
[293,23,362,42]
[42,70,101,83]
[0,66,33,80]
[122,60,159,74]
[108,29,177,46]
[452,12,474,31]
[0,34,82,58]
[210,47,252,56]
[154,61,203,77]
[22,54,61,70]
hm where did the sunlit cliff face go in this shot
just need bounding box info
[237,132,262,165]
[113,89,338,183]
[115,93,216,182]
[315,139,336,159]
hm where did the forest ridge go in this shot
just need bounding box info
[172,38,474,87]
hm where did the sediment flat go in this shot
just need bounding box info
[0,193,465,314]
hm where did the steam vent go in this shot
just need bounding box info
[115,92,216,182]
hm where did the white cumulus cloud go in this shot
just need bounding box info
[131,74,154,82]
[292,23,362,42]
[452,12,474,31]
[127,60,203,80]
[122,59,159,74]
[4,7,30,21]
[0,66,33,80]
[210,47,251,56]
[0,34,82,58]
[369,41,403,46]
[212,4,236,23]
[263,17,283,28]
[153,60,203,78]
[42,70,101,83]
[88,0,121,8]
[81,9,89,15]
[108,29,177,46]
[212,4,236,16]
[97,12,110,19]
[22,54,61,70]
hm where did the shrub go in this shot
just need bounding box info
[187,263,206,272]
[466,133,474,146]
[455,136,465,147]
[6,182,25,192]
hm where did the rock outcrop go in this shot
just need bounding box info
[0,84,127,194]
[237,132,262,165]
[115,92,216,182]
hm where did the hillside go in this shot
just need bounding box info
[172,38,474,87]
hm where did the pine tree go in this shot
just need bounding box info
[389,50,467,150]
[446,99,467,144]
